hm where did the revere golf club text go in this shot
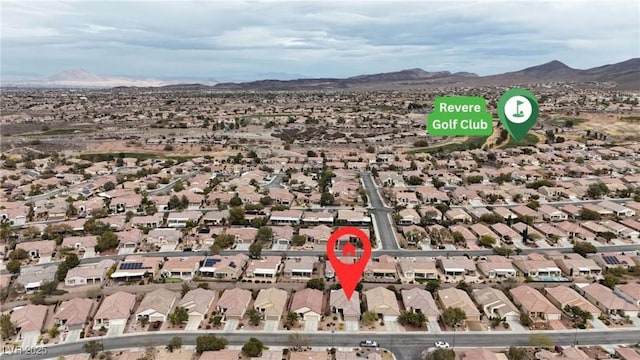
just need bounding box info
[426,96,494,136]
[430,118,490,130]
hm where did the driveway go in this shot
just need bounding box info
[185,318,201,331]
[428,319,441,333]
[117,247,136,255]
[235,244,250,251]
[384,316,400,332]
[264,320,279,332]
[64,329,82,343]
[506,319,526,331]
[345,320,359,332]
[20,331,40,347]
[304,319,319,332]
[106,323,125,337]
[589,318,609,329]
[223,319,238,331]
[37,256,52,264]
[82,249,96,259]
[271,244,288,251]
[159,244,177,252]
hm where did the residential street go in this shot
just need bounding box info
[5,329,640,360]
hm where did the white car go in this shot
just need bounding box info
[434,341,450,349]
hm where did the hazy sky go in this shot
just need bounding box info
[2,0,639,80]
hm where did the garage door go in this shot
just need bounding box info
[304,314,321,322]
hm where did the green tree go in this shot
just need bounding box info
[493,246,513,257]
[362,311,378,326]
[526,200,540,210]
[248,308,262,326]
[95,231,119,252]
[242,337,264,357]
[0,313,16,339]
[507,347,528,360]
[249,243,262,259]
[228,206,246,225]
[83,340,104,358]
[478,235,496,248]
[256,226,273,243]
[229,196,243,207]
[181,283,191,297]
[423,349,455,360]
[529,333,554,349]
[40,280,58,295]
[320,192,335,206]
[291,234,306,247]
[425,279,441,294]
[6,260,21,274]
[306,278,325,290]
[579,208,601,220]
[587,182,609,199]
[398,311,426,328]
[564,305,593,327]
[407,176,424,186]
[602,273,621,289]
[285,311,299,327]
[8,248,28,260]
[214,233,236,249]
[196,335,228,353]
[519,312,532,327]
[169,306,189,325]
[441,307,465,328]
[573,241,597,257]
[167,336,183,352]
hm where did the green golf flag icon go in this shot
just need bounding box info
[513,100,524,117]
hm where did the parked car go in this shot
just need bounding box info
[360,340,379,348]
[434,341,450,349]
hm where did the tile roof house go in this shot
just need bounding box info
[364,255,398,282]
[437,288,482,323]
[615,282,640,307]
[300,224,333,244]
[110,255,162,280]
[554,256,602,278]
[477,259,516,279]
[65,259,116,287]
[462,348,500,360]
[397,258,438,281]
[16,240,56,259]
[199,254,248,280]
[577,283,639,317]
[588,253,636,270]
[161,256,202,279]
[510,285,561,322]
[254,288,288,321]
[330,289,361,321]
[544,285,601,317]
[54,298,94,330]
[16,263,58,292]
[472,287,519,321]
[216,288,252,320]
[178,288,216,326]
[136,288,178,322]
[283,256,316,279]
[401,288,440,322]
[94,291,136,329]
[145,228,182,246]
[61,236,98,253]
[438,257,477,279]
[244,256,281,282]
[290,288,324,323]
[365,286,400,317]
[11,304,48,338]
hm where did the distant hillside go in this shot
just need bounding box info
[4,58,638,90]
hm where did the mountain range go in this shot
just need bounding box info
[3,58,638,90]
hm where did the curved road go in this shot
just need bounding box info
[4,329,639,360]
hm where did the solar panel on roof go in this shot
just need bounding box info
[603,256,620,265]
[229,262,236,268]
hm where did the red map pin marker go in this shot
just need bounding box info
[326,227,372,301]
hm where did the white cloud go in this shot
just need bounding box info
[1,0,638,79]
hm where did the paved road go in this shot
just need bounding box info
[361,171,398,250]
[265,172,286,189]
[4,329,639,360]
[148,171,199,195]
